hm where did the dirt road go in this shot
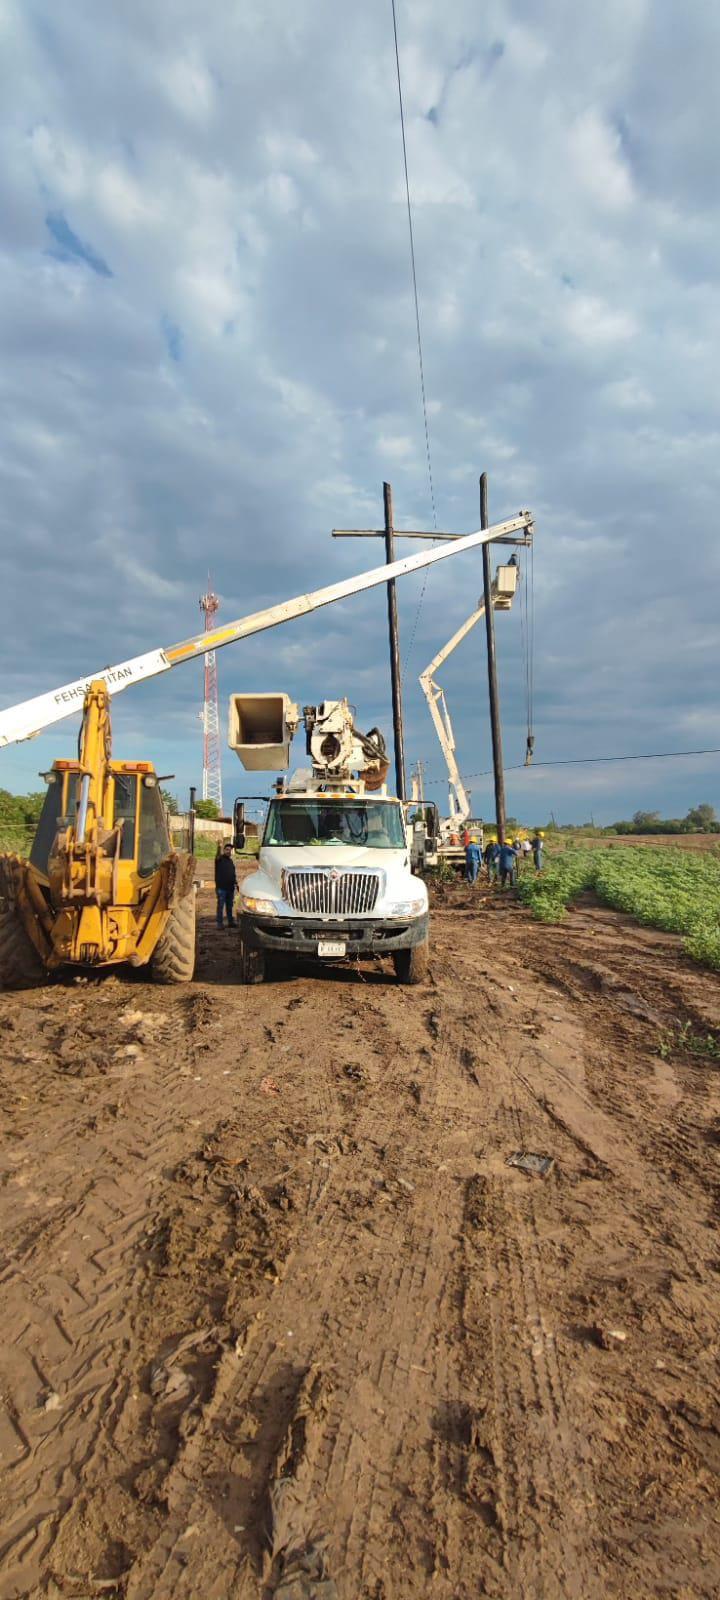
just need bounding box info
[2,882,720,1599]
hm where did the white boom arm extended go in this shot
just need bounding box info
[0,515,532,748]
[419,565,519,827]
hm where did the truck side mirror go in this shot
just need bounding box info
[233,798,246,853]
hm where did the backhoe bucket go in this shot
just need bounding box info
[228,693,299,771]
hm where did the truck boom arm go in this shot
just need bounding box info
[419,565,520,827]
[0,514,532,749]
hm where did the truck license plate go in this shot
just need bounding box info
[317,940,346,958]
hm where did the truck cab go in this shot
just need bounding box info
[237,787,429,984]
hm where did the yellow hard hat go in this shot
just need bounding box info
[538,830,545,838]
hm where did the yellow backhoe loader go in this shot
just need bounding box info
[0,679,196,987]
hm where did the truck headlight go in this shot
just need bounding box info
[387,897,426,918]
[241,894,278,916]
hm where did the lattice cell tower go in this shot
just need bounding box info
[199,584,224,813]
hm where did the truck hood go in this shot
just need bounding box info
[261,845,406,875]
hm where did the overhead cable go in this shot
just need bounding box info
[421,746,720,784]
[390,0,438,679]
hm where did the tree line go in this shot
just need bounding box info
[2,788,717,838]
[548,803,719,836]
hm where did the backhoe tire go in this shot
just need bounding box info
[0,905,44,990]
[239,936,266,984]
[150,890,196,984]
[393,939,429,986]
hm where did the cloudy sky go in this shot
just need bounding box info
[1,0,719,824]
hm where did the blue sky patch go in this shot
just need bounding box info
[45,212,112,277]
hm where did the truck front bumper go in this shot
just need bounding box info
[240,910,429,958]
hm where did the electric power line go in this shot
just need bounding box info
[390,0,438,680]
[422,746,720,785]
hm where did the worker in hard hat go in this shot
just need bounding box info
[465,835,482,885]
[530,831,545,872]
[498,839,518,888]
[485,838,500,883]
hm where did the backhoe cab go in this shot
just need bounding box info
[0,679,196,987]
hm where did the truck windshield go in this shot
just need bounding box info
[264,799,405,849]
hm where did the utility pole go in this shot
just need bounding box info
[480,473,507,845]
[332,484,532,814]
[383,482,406,801]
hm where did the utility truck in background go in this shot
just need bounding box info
[229,694,429,984]
[413,558,521,872]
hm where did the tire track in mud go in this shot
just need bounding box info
[128,950,602,1600]
[125,985,438,1598]
[411,956,598,1599]
[0,986,217,1598]
[43,978,378,1599]
[442,896,720,1595]
[4,888,720,1598]
[0,930,313,1600]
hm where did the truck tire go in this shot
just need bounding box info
[239,936,266,984]
[0,905,44,990]
[150,891,196,984]
[393,939,429,986]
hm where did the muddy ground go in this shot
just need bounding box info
[2,878,720,1599]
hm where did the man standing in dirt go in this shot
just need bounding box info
[465,836,481,884]
[498,840,518,888]
[485,839,500,882]
[215,843,237,928]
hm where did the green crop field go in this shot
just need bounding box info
[518,845,720,971]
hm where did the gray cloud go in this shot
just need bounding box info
[1,0,718,823]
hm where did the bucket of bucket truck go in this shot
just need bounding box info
[493,564,519,610]
[228,693,299,771]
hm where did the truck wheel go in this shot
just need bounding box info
[393,940,429,986]
[150,891,196,984]
[239,937,266,984]
[0,905,44,989]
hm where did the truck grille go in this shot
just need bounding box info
[282,869,381,916]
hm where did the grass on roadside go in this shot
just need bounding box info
[518,846,720,972]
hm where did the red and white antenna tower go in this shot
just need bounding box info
[199,583,223,813]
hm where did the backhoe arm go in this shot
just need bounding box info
[75,680,112,844]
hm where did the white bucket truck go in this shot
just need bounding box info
[229,694,429,984]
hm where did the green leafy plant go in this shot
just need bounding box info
[657,1022,720,1061]
[518,846,720,972]
[428,857,457,885]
